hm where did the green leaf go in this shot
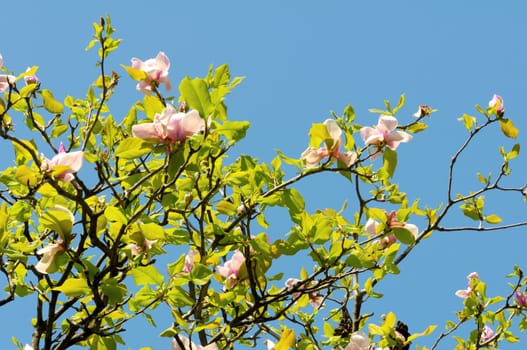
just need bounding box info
[15,165,39,187]
[115,137,153,159]
[104,206,128,225]
[189,263,213,285]
[458,114,476,131]
[485,214,502,224]
[308,122,331,148]
[406,122,428,134]
[500,118,519,139]
[40,206,74,239]
[275,328,295,350]
[216,200,238,216]
[179,77,211,118]
[52,277,91,297]
[382,148,398,178]
[131,265,164,285]
[121,65,147,81]
[41,89,64,114]
[216,120,251,142]
[392,227,415,245]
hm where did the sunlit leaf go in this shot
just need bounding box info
[115,137,153,159]
[52,277,91,297]
[500,118,518,139]
[41,89,64,114]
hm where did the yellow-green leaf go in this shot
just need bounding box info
[485,214,502,224]
[40,206,74,239]
[41,89,64,114]
[500,118,519,139]
[15,165,39,187]
[275,328,295,350]
[121,65,147,81]
[115,137,153,159]
[52,278,91,297]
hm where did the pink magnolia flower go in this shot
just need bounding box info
[24,67,39,85]
[455,272,479,298]
[488,94,504,116]
[216,250,245,288]
[345,332,370,350]
[128,238,157,257]
[413,104,432,118]
[515,290,527,307]
[301,119,357,168]
[365,211,418,247]
[171,336,218,350]
[132,105,205,145]
[285,278,323,308]
[41,143,84,182]
[183,249,199,273]
[35,241,65,274]
[480,325,494,343]
[360,115,412,159]
[131,51,171,95]
[0,54,16,93]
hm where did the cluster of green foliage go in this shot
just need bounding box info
[0,15,526,350]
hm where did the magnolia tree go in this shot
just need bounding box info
[1,16,526,350]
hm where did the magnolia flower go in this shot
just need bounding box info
[128,238,157,256]
[0,54,16,93]
[285,278,323,308]
[131,51,171,94]
[345,332,370,350]
[171,336,218,350]
[488,94,504,116]
[264,339,276,350]
[183,249,199,273]
[24,345,34,350]
[480,325,494,343]
[132,105,205,145]
[41,143,84,182]
[301,119,357,168]
[24,67,39,85]
[216,250,245,288]
[455,272,479,298]
[35,242,65,274]
[365,211,418,247]
[412,104,432,118]
[515,290,527,307]
[360,115,412,159]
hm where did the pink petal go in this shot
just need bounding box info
[180,110,205,135]
[301,147,328,167]
[155,51,170,71]
[56,151,84,172]
[377,115,398,132]
[365,218,379,236]
[323,119,342,146]
[132,123,160,140]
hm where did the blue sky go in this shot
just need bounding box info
[2,1,527,349]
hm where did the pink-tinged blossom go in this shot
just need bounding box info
[360,115,412,159]
[413,104,432,118]
[0,54,16,93]
[285,278,323,308]
[345,332,370,350]
[171,336,218,350]
[132,105,205,145]
[216,250,245,288]
[455,272,479,298]
[183,249,199,273]
[264,339,276,350]
[131,51,171,95]
[365,211,418,247]
[35,242,65,274]
[24,67,39,85]
[515,290,527,307]
[128,238,157,257]
[301,119,357,168]
[480,325,494,343]
[488,94,505,116]
[41,143,84,182]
